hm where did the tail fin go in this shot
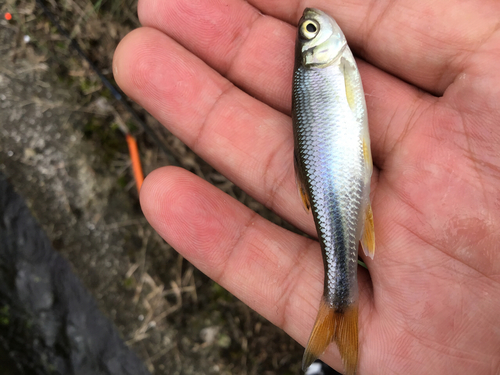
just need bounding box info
[302,298,358,375]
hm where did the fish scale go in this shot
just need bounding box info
[294,64,363,307]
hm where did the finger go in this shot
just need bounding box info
[247,0,500,95]
[113,27,431,230]
[140,166,375,372]
[138,0,293,115]
[114,27,314,235]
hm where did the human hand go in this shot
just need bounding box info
[113,0,500,373]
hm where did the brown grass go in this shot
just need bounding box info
[1,0,305,373]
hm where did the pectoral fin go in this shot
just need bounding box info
[343,59,357,114]
[361,204,375,259]
[302,298,359,375]
[294,150,310,213]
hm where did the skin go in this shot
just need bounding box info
[113,0,500,373]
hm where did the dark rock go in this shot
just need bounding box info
[0,172,150,375]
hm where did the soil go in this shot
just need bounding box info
[0,3,304,374]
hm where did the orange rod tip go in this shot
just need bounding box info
[5,12,12,20]
[126,134,144,192]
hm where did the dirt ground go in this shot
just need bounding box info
[0,1,304,374]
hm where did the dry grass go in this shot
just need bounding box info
[1,0,305,374]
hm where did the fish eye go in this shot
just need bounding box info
[300,20,319,40]
[306,23,316,33]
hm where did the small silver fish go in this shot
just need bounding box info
[292,8,375,375]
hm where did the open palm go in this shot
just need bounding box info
[113,0,500,373]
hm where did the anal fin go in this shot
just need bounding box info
[361,204,375,259]
[302,298,359,375]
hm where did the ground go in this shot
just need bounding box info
[0,1,304,374]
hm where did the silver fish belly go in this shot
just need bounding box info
[292,8,374,375]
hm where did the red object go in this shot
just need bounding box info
[5,12,12,20]
[126,134,144,192]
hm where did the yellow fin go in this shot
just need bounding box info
[298,185,311,212]
[302,298,336,371]
[363,138,373,171]
[344,71,356,113]
[302,299,359,375]
[342,57,357,113]
[334,304,359,375]
[361,204,375,259]
[294,150,310,213]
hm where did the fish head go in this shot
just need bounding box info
[296,8,347,68]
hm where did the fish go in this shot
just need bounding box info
[292,8,375,375]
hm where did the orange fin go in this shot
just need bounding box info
[298,185,311,213]
[302,298,336,371]
[361,204,375,259]
[294,150,311,213]
[334,304,359,375]
[302,299,359,375]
